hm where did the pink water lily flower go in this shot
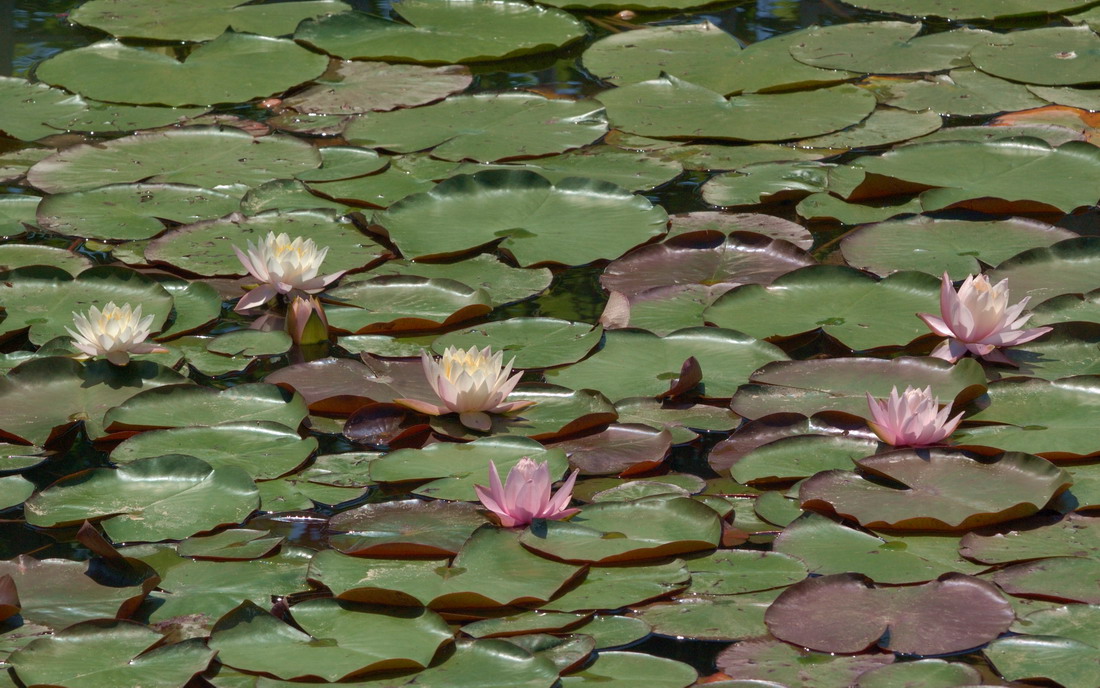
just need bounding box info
[395,346,535,432]
[233,232,344,312]
[918,272,1051,364]
[474,458,580,528]
[866,385,963,447]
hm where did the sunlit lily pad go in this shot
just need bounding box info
[324,276,491,334]
[0,195,38,237]
[632,590,778,642]
[365,255,552,307]
[209,599,453,681]
[110,421,316,480]
[329,499,484,556]
[25,454,259,542]
[796,192,923,224]
[992,322,1100,381]
[345,94,605,162]
[70,0,350,41]
[1033,288,1100,326]
[297,4,586,64]
[306,153,459,208]
[0,244,92,274]
[541,560,690,612]
[988,237,1100,304]
[705,266,941,351]
[961,512,1100,564]
[775,512,984,584]
[800,449,1070,531]
[375,170,668,266]
[708,29,858,95]
[177,529,285,561]
[972,26,1100,87]
[284,60,472,114]
[841,216,1076,279]
[433,318,601,369]
[717,637,893,684]
[685,550,807,596]
[666,212,812,250]
[868,69,1047,116]
[145,210,384,277]
[545,327,788,402]
[27,127,321,194]
[986,635,1100,688]
[455,147,683,192]
[8,620,215,688]
[104,382,307,433]
[726,434,877,484]
[992,557,1100,604]
[562,652,696,687]
[789,23,1001,74]
[796,107,942,149]
[36,183,241,241]
[702,162,831,207]
[838,0,1096,19]
[312,526,583,608]
[36,33,328,107]
[856,659,982,687]
[766,572,1014,655]
[519,496,722,564]
[599,76,877,142]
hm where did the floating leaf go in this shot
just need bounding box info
[961,512,1100,564]
[988,237,1100,304]
[633,591,778,642]
[716,637,893,684]
[789,23,1000,74]
[104,382,307,433]
[366,255,552,307]
[993,557,1100,604]
[561,651,696,687]
[837,0,1096,20]
[685,550,807,596]
[285,61,471,114]
[581,23,742,92]
[432,318,601,369]
[702,162,831,206]
[329,500,484,557]
[869,69,1047,116]
[972,26,1100,87]
[454,146,683,192]
[540,560,690,612]
[325,276,491,334]
[0,244,92,275]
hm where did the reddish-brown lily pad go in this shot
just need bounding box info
[765,572,1014,655]
[328,500,485,557]
[552,423,672,476]
[799,449,1071,532]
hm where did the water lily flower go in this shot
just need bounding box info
[395,346,535,432]
[865,385,963,447]
[286,295,330,347]
[233,232,344,312]
[474,458,580,528]
[918,272,1052,364]
[66,302,167,366]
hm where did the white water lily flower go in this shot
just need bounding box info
[865,385,963,448]
[395,346,535,432]
[918,272,1051,364]
[233,232,344,312]
[66,302,167,366]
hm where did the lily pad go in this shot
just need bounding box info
[972,26,1100,87]
[0,244,92,274]
[855,659,982,688]
[345,94,605,163]
[70,0,351,41]
[985,635,1100,688]
[666,212,812,250]
[632,591,778,642]
[365,255,552,307]
[717,637,893,686]
[765,572,1014,655]
[433,318,602,369]
[702,162,832,207]
[838,0,1096,19]
[961,512,1100,564]
[27,127,321,194]
[546,328,787,402]
[375,170,668,266]
[800,449,1070,532]
[540,559,690,612]
[988,237,1100,304]
[0,195,39,237]
[209,599,453,681]
[870,69,1047,117]
[25,454,259,542]
[284,60,472,114]
[708,29,858,95]
[110,421,316,480]
[296,4,586,64]
[789,24,1001,74]
[685,550,807,596]
[103,382,308,433]
[561,652,696,688]
[993,557,1100,604]
[36,33,328,107]
[796,107,943,149]
[324,276,492,334]
[598,76,877,142]
[328,499,485,556]
[454,147,683,193]
[705,267,941,351]
[727,434,877,484]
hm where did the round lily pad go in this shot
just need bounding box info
[871,69,1047,117]
[541,560,690,612]
[988,237,1100,305]
[632,591,778,642]
[323,276,492,334]
[791,24,1002,74]
[685,550,808,596]
[972,26,1100,87]
[961,512,1100,565]
[285,60,471,115]
[855,659,982,687]
[103,382,308,433]
[328,499,484,556]
[454,146,683,193]
[0,244,92,275]
[993,557,1100,604]
[800,449,1071,531]
[296,5,586,64]
[366,255,552,307]
[36,33,328,107]
[432,318,601,369]
[345,93,606,163]
[705,266,941,351]
[796,107,943,149]
[27,127,321,194]
[545,327,787,402]
[667,212,812,250]
[560,651,696,687]
[727,434,877,484]
[985,634,1100,688]
[25,454,259,542]
[838,0,1095,19]
[375,170,668,266]
[702,162,831,207]
[70,0,351,41]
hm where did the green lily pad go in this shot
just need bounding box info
[560,651,696,687]
[986,635,1100,688]
[796,192,923,225]
[312,526,583,608]
[324,276,492,334]
[375,171,668,266]
[841,215,1076,279]
[0,443,49,473]
[0,244,92,274]
[797,107,942,149]
[207,330,292,357]
[961,512,1100,564]
[706,266,941,351]
[789,24,1001,74]
[306,153,459,208]
[702,162,832,207]
[0,358,189,445]
[519,496,721,564]
[993,557,1100,604]
[239,179,351,215]
[111,421,316,480]
[345,93,605,163]
[0,264,173,345]
[568,615,652,649]
[993,322,1100,381]
[25,454,259,542]
[839,0,1097,19]
[546,327,788,402]
[0,76,90,141]
[800,449,1070,532]
[634,591,779,642]
[598,76,877,142]
[870,69,1047,116]
[666,211,813,249]
[709,28,858,95]
[0,475,33,510]
[1033,288,1100,326]
[284,60,472,115]
[9,620,214,688]
[853,139,1100,213]
[294,146,389,183]
[855,659,982,688]
[370,436,568,501]
[463,611,590,638]
[0,195,39,237]
[209,599,453,681]
[988,237,1100,304]
[581,23,743,93]
[685,550,807,596]
[145,209,384,277]
[70,0,351,41]
[727,434,877,484]
[432,319,601,369]
[297,4,586,64]
[454,147,683,193]
[653,143,827,173]
[258,476,367,510]
[177,529,285,561]
[972,26,1100,87]
[37,183,240,241]
[775,512,984,584]
[717,637,893,686]
[36,33,328,107]
[540,560,690,612]
[365,255,551,307]
[328,499,484,556]
[103,382,307,432]
[27,127,320,194]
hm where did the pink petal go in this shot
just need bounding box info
[459,411,492,432]
[917,313,955,338]
[392,398,448,416]
[235,285,277,312]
